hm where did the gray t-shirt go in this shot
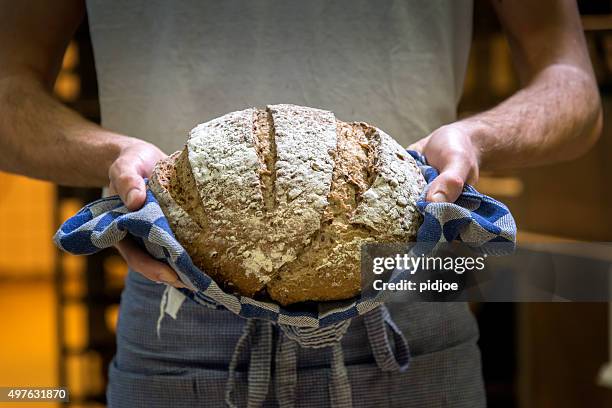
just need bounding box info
[88,5,485,405]
[86,0,472,154]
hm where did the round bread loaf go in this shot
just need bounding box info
[149,104,426,305]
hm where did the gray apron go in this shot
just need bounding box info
[107,270,485,407]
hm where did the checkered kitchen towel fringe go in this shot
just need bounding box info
[54,151,516,407]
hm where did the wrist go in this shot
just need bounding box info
[98,133,140,177]
[453,117,492,169]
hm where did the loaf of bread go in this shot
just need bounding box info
[150,104,425,305]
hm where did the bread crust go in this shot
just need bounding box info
[150,104,425,305]
[150,151,265,296]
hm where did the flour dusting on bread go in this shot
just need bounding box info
[150,104,425,304]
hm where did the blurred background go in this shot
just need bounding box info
[1,1,612,407]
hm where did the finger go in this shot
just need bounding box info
[426,160,473,203]
[115,239,187,289]
[108,157,147,210]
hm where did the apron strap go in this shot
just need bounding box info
[275,332,298,408]
[223,305,409,407]
[328,343,353,407]
[275,330,353,408]
[225,319,274,408]
[363,305,411,372]
[247,321,273,407]
[157,289,408,406]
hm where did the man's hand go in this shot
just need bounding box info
[115,239,187,288]
[409,122,480,203]
[108,139,166,210]
[410,0,602,204]
[0,1,187,288]
[108,140,187,289]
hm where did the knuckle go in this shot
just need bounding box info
[153,269,167,282]
[115,172,140,188]
[445,174,465,190]
[447,145,470,159]
[108,161,120,179]
[154,267,176,283]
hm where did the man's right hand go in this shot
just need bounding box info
[109,139,187,289]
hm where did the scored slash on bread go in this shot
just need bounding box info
[150,104,425,305]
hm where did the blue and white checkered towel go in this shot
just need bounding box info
[407,151,516,249]
[53,151,516,407]
[54,150,515,322]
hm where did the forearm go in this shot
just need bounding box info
[463,63,602,172]
[0,72,136,186]
[412,62,602,202]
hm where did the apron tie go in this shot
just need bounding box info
[220,305,410,408]
[328,343,353,407]
[363,305,411,372]
[274,328,353,408]
[274,332,298,408]
[225,319,274,408]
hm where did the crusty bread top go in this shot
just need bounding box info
[351,128,423,238]
[151,104,426,303]
[185,105,337,289]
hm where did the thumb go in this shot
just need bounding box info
[426,161,472,203]
[108,158,147,210]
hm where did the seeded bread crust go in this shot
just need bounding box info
[149,151,265,296]
[150,104,425,305]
